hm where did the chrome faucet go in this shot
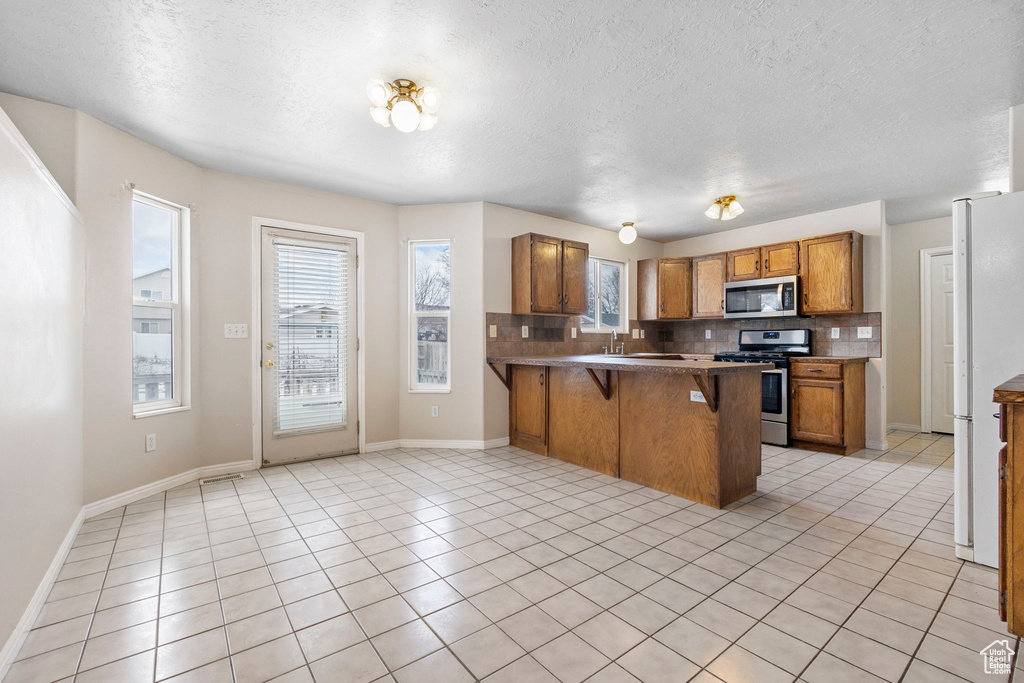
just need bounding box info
[607,330,623,354]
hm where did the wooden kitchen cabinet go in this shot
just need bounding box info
[511,233,589,315]
[637,257,692,320]
[799,232,863,314]
[692,253,726,318]
[761,241,800,277]
[509,364,548,455]
[727,247,762,282]
[790,358,866,455]
[994,375,1024,635]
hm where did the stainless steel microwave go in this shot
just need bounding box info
[723,275,799,319]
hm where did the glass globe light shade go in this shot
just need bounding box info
[366,79,389,108]
[618,223,637,245]
[370,106,391,127]
[725,199,744,219]
[390,98,421,133]
[420,85,441,114]
[417,114,438,131]
[705,203,723,220]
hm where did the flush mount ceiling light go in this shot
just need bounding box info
[367,78,440,132]
[618,222,637,244]
[705,195,745,221]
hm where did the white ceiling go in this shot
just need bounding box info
[1,1,1022,240]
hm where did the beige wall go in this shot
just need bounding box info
[662,201,889,447]
[886,216,953,429]
[482,203,664,441]
[0,93,76,201]
[397,203,485,443]
[0,107,84,656]
[199,171,400,461]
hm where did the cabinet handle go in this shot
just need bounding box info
[807,368,823,373]
[803,292,808,305]
[755,260,760,271]
[660,302,665,312]
[764,258,768,271]
[539,373,544,386]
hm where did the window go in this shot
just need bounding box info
[132,192,189,415]
[410,240,451,392]
[581,257,627,333]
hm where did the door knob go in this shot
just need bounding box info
[264,360,275,368]
[266,342,274,350]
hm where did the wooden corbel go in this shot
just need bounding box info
[586,368,612,400]
[487,362,511,390]
[692,374,718,412]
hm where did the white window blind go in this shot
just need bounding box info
[273,238,349,433]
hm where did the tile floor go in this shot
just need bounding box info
[3,430,1018,683]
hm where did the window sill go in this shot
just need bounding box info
[579,329,629,335]
[409,389,451,394]
[134,405,191,419]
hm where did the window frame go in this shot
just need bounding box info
[409,239,452,393]
[580,256,629,334]
[132,191,191,417]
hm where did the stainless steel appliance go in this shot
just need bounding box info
[714,329,812,446]
[723,275,799,319]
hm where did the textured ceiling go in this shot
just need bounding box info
[1,0,1022,240]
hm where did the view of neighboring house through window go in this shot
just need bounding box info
[132,193,188,413]
[581,256,627,333]
[411,240,451,391]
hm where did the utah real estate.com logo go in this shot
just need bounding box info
[980,639,1014,675]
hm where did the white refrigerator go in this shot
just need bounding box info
[953,190,1024,568]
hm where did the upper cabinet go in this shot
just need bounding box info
[637,257,692,321]
[726,247,762,281]
[692,253,727,318]
[799,232,863,314]
[511,233,589,315]
[727,242,800,282]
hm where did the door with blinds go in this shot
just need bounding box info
[261,227,358,465]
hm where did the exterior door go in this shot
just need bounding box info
[530,236,562,313]
[261,227,358,466]
[561,240,589,314]
[928,251,955,433]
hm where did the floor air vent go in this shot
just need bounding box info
[199,473,244,485]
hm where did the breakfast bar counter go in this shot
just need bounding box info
[487,355,770,508]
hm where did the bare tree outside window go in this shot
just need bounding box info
[581,257,625,332]
[412,242,451,390]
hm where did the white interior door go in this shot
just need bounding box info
[927,251,955,433]
[261,227,358,465]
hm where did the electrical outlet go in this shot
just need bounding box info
[689,390,707,404]
[431,406,439,418]
[521,326,529,338]
[857,326,872,339]
[145,434,156,452]
[705,329,712,340]
[224,324,248,338]
[831,327,840,339]
[489,325,497,338]
[571,327,577,339]
[631,329,639,339]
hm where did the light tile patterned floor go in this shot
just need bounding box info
[4,431,1018,683]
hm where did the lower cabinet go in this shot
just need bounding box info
[789,359,866,455]
[509,365,548,455]
[994,376,1024,636]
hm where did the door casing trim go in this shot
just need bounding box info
[251,217,366,469]
[920,246,954,434]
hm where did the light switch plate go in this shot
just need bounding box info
[857,326,872,339]
[689,390,707,403]
[521,325,529,338]
[640,330,645,339]
[224,324,248,338]
[631,329,639,339]
[831,327,840,339]
[489,324,497,338]
[705,329,712,340]
[571,327,577,339]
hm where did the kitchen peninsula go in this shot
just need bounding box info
[487,355,770,508]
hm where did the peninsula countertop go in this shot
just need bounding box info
[486,354,772,375]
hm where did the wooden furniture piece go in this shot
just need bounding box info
[761,241,800,278]
[799,231,863,315]
[995,375,1024,635]
[726,247,762,282]
[692,253,726,319]
[789,357,867,455]
[491,354,768,508]
[511,233,589,315]
[637,257,692,320]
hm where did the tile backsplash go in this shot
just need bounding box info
[485,312,882,358]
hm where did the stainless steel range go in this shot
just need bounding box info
[714,329,811,447]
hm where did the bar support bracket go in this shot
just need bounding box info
[488,362,511,390]
[693,374,719,412]
[586,368,612,400]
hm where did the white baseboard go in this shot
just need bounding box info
[887,423,922,433]
[363,437,510,452]
[866,440,890,451]
[0,507,84,681]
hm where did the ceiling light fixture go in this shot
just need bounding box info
[619,222,637,244]
[367,78,440,133]
[705,195,744,221]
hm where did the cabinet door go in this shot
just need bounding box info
[510,365,548,455]
[692,253,726,318]
[762,241,799,277]
[790,378,844,445]
[530,236,563,314]
[999,443,1008,621]
[800,233,856,314]
[727,247,761,282]
[561,240,589,314]
[659,258,692,319]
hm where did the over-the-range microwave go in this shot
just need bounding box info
[723,275,799,319]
